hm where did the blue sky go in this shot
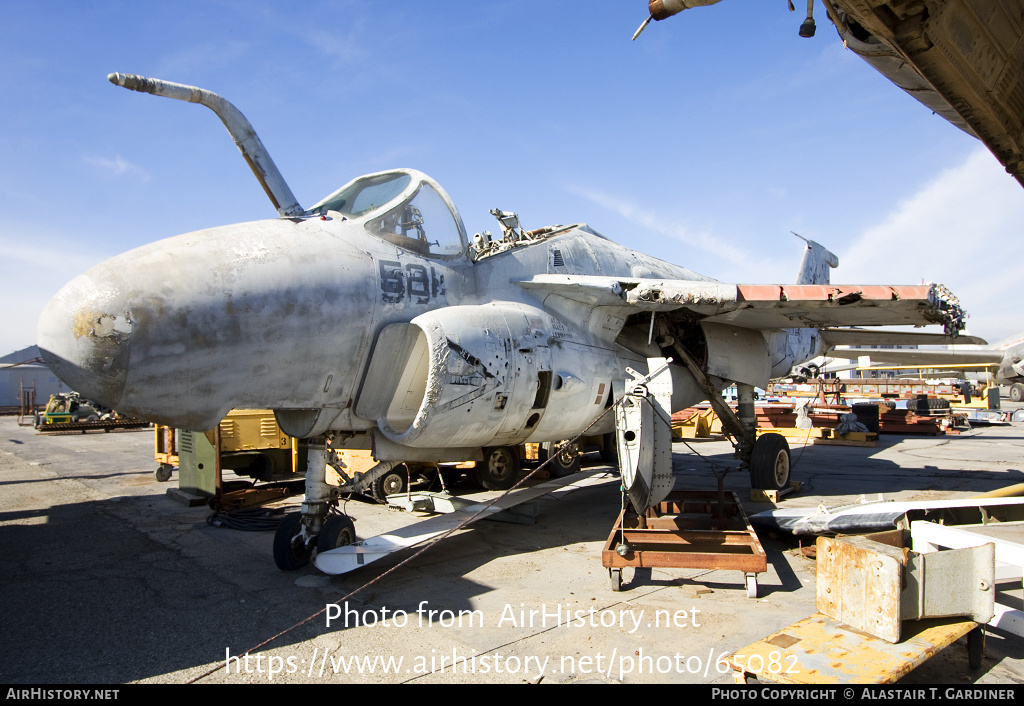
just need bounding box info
[3,0,1023,357]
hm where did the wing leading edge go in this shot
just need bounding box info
[517,275,966,335]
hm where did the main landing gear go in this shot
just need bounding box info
[667,340,790,490]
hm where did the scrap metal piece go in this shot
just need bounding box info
[817,534,994,643]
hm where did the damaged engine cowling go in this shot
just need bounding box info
[355,303,620,448]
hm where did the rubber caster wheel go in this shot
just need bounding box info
[273,512,312,571]
[609,568,622,592]
[749,433,791,491]
[318,514,357,553]
[154,463,174,482]
[968,626,985,669]
[473,446,520,490]
[745,574,759,599]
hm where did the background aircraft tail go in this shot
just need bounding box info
[793,233,839,285]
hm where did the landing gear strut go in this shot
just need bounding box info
[271,436,406,570]
[273,438,335,571]
[668,340,790,491]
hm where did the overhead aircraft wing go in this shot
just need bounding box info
[825,348,1004,367]
[635,1,1024,189]
[820,328,987,347]
[517,276,965,334]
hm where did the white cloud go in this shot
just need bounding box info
[83,154,149,181]
[567,185,754,269]
[837,147,1024,341]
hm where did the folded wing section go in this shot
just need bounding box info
[517,276,966,336]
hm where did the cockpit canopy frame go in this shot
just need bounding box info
[312,169,469,259]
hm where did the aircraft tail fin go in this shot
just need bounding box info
[793,233,839,285]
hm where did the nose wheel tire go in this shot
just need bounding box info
[749,433,791,491]
[317,514,357,552]
[273,512,313,571]
[473,446,520,490]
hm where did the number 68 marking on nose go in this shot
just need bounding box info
[379,260,446,304]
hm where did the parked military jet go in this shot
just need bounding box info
[36,75,966,569]
[824,331,1024,401]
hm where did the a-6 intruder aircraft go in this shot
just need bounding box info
[37,75,966,570]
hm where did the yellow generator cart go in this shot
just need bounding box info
[155,409,305,508]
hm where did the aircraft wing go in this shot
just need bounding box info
[517,276,965,333]
[827,0,1024,190]
[820,328,987,347]
[825,348,1005,367]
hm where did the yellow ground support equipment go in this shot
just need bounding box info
[156,409,305,508]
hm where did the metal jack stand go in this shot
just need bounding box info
[603,357,767,595]
[602,485,767,597]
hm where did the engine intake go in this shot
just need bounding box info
[355,303,618,448]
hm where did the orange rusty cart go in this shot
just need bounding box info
[602,490,767,596]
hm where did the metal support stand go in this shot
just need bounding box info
[602,490,767,596]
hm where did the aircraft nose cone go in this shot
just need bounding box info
[37,271,132,409]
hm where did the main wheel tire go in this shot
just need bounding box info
[749,433,791,491]
[317,514,357,553]
[1011,383,1024,403]
[539,440,582,477]
[907,397,951,413]
[273,512,312,571]
[473,446,520,490]
[371,465,408,502]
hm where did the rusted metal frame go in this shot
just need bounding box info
[602,490,767,576]
[604,551,764,572]
[651,490,744,513]
[617,528,764,546]
[212,484,302,512]
[634,516,745,532]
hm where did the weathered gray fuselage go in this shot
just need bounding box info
[37,170,820,451]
